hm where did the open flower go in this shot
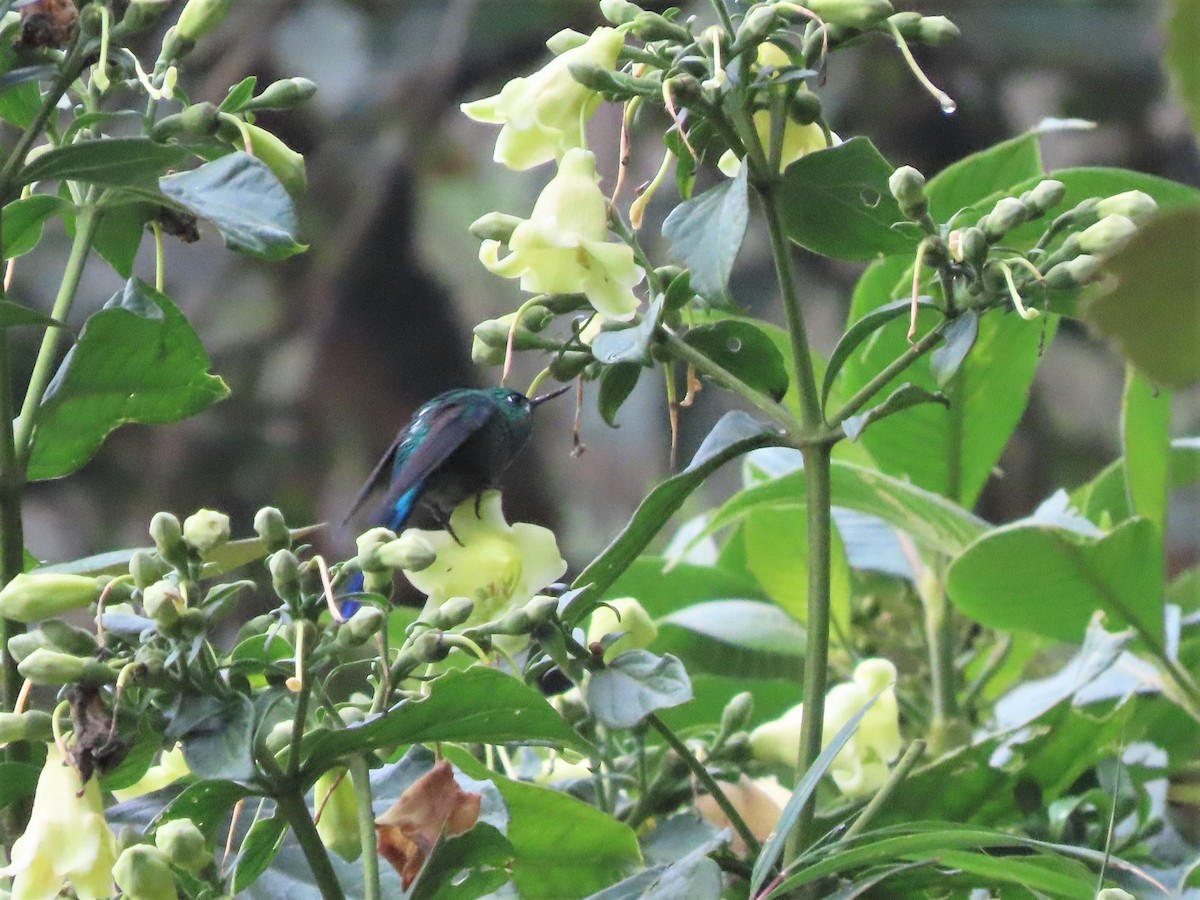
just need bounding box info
[479,148,644,322]
[0,742,119,900]
[462,27,625,170]
[749,658,901,798]
[402,491,566,624]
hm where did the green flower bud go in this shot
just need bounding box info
[0,710,53,743]
[175,0,234,43]
[182,509,230,555]
[268,550,301,602]
[492,608,532,636]
[113,844,178,900]
[18,648,117,686]
[914,15,959,45]
[155,819,209,874]
[151,103,221,143]
[719,691,755,736]
[548,350,592,381]
[789,90,823,126]
[599,0,641,25]
[980,197,1028,242]
[428,596,475,630]
[1096,190,1157,222]
[252,506,290,552]
[1044,254,1102,289]
[0,573,104,624]
[38,618,98,656]
[337,705,365,726]
[663,73,703,105]
[954,226,987,268]
[1077,214,1137,256]
[888,165,927,219]
[406,629,447,664]
[339,605,385,646]
[314,768,360,861]
[885,11,922,35]
[239,124,307,197]
[264,720,294,754]
[157,25,194,65]
[135,644,168,676]
[377,533,437,572]
[6,631,41,662]
[118,0,173,34]
[469,211,523,243]
[804,0,895,29]
[731,5,781,55]
[150,512,188,567]
[631,11,690,42]
[142,580,185,628]
[1022,179,1066,215]
[354,527,396,568]
[586,597,658,660]
[523,594,559,625]
[129,550,169,591]
[472,336,506,366]
[241,77,318,112]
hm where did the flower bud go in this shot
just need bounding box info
[175,0,233,43]
[1022,179,1066,215]
[241,77,318,112]
[568,62,660,99]
[18,649,117,686]
[253,506,291,552]
[264,720,294,754]
[586,597,658,661]
[6,631,41,662]
[116,0,172,33]
[731,6,781,55]
[428,597,475,630]
[339,605,385,645]
[268,550,301,602]
[980,197,1028,242]
[886,11,922,34]
[136,644,168,676]
[804,0,895,29]
[719,692,755,737]
[150,512,188,567]
[914,15,959,45]
[182,509,230,555]
[113,844,178,900]
[407,629,447,664]
[38,618,98,656]
[888,165,927,220]
[377,533,437,572]
[631,11,689,42]
[0,710,53,743]
[1077,214,1137,256]
[1096,190,1157,222]
[314,768,361,861]
[0,573,104,624]
[237,123,307,197]
[472,336,506,366]
[155,819,209,874]
[1095,891,1135,900]
[142,580,185,628]
[599,0,641,25]
[129,550,168,590]
[1044,254,1102,289]
[954,226,987,268]
[548,350,592,381]
[663,73,703,105]
[469,211,523,244]
[523,594,559,625]
[789,90,823,126]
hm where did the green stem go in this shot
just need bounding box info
[827,324,946,426]
[840,740,926,843]
[349,755,380,900]
[13,204,102,463]
[918,569,958,750]
[784,443,832,863]
[274,782,347,900]
[646,713,761,856]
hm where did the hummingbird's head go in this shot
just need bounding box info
[485,384,569,418]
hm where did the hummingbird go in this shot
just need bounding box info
[343,385,570,535]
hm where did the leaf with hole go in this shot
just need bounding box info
[683,319,788,401]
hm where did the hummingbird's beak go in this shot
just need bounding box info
[529,384,571,407]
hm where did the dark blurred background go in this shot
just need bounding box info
[14,0,1200,578]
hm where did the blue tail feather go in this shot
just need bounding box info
[386,485,421,531]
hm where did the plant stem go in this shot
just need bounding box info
[13,204,102,463]
[274,782,347,900]
[784,442,832,863]
[918,568,958,751]
[646,713,761,856]
[349,755,380,900]
[840,740,926,843]
[826,324,946,426]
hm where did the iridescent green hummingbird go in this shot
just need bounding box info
[343,385,569,534]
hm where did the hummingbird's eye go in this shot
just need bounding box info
[506,392,522,406]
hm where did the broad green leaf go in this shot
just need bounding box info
[159,152,306,260]
[0,299,61,331]
[841,382,947,441]
[17,138,189,191]
[1121,366,1171,534]
[1085,205,1200,389]
[658,599,804,681]
[155,779,256,839]
[565,411,784,623]
[91,202,153,277]
[1167,0,1200,138]
[447,748,642,899]
[301,667,593,771]
[0,762,38,811]
[683,319,789,401]
[661,165,748,302]
[1073,437,1200,525]
[946,517,1164,643]
[167,692,257,781]
[598,362,640,427]
[591,296,662,366]
[28,279,228,480]
[585,650,692,728]
[2,193,66,258]
[777,137,916,259]
[821,298,934,407]
[925,132,1042,220]
[233,814,289,894]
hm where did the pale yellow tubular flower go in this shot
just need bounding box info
[112,743,190,803]
[586,597,659,660]
[717,106,834,178]
[462,27,625,171]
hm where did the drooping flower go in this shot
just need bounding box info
[462,27,625,170]
[749,658,902,798]
[0,742,119,900]
[402,491,566,624]
[479,148,644,322]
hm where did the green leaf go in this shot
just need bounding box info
[585,650,692,728]
[658,599,804,681]
[1168,564,1200,613]
[0,762,39,811]
[3,193,66,258]
[683,319,789,401]
[946,516,1164,643]
[0,42,45,129]
[842,382,947,441]
[0,299,62,331]
[1121,366,1171,534]
[925,132,1042,221]
[447,748,642,899]
[301,667,593,771]
[155,779,256,839]
[591,296,662,366]
[17,138,189,191]
[159,152,306,260]
[28,279,229,480]
[168,692,257,781]
[565,411,784,623]
[1084,205,1200,389]
[777,137,916,260]
[410,823,514,900]
[661,164,748,302]
[822,298,933,407]
[929,310,978,389]
[598,362,641,427]
[1166,0,1200,139]
[233,814,289,894]
[91,202,153,277]
[220,75,258,113]
[1073,438,1200,525]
